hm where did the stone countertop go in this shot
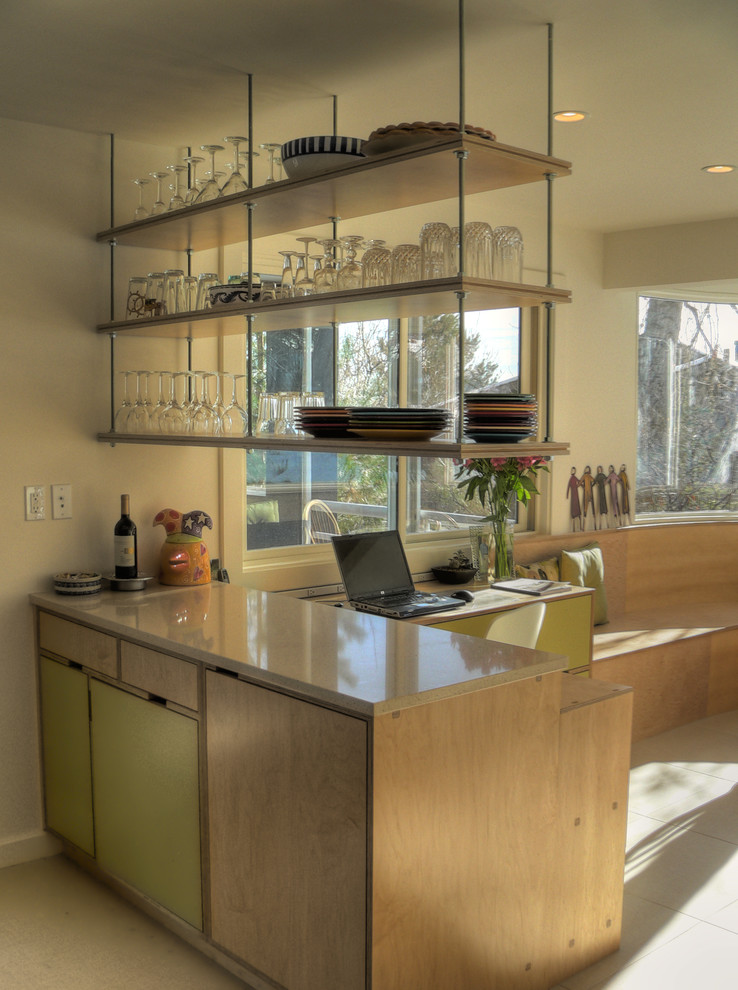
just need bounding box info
[31,581,566,717]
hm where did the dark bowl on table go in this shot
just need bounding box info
[431,566,477,585]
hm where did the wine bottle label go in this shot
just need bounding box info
[114,535,136,569]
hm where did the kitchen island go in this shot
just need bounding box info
[31,581,632,990]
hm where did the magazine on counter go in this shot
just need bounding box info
[491,578,572,597]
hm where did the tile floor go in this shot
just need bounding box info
[2,710,738,989]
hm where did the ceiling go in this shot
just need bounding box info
[2,0,737,236]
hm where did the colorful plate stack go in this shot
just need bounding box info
[294,406,355,438]
[464,393,538,443]
[347,407,450,441]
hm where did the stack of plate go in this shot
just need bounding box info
[347,407,450,441]
[464,393,538,443]
[294,406,355,438]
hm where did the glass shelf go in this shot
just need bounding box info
[97,135,571,252]
[98,278,571,339]
[97,432,570,459]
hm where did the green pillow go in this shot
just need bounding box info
[515,555,560,582]
[559,543,608,625]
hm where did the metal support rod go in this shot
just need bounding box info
[545,173,554,288]
[456,291,467,443]
[109,333,117,432]
[247,74,254,189]
[109,133,115,229]
[544,301,554,442]
[547,23,554,157]
[246,202,256,299]
[332,95,338,137]
[246,316,254,435]
[458,0,466,130]
[187,337,193,404]
[332,322,339,404]
[455,149,468,275]
[186,247,193,278]
[108,239,116,321]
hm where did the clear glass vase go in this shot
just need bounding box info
[491,518,515,580]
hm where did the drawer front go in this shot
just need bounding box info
[120,641,199,711]
[39,612,117,678]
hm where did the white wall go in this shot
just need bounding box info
[0,117,221,862]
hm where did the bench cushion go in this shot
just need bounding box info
[560,543,609,625]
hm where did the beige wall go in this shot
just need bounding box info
[0,117,220,862]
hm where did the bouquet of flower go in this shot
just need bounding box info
[454,456,549,577]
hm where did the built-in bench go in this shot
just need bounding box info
[514,522,738,741]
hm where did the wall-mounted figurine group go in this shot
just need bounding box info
[566,464,631,530]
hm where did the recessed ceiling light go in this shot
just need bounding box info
[701,164,736,173]
[553,110,589,123]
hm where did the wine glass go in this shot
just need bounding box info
[259,143,281,183]
[191,371,217,435]
[183,155,204,205]
[313,239,341,293]
[149,372,169,433]
[337,235,364,290]
[294,235,318,295]
[128,371,153,433]
[195,145,224,202]
[149,171,169,215]
[114,371,135,432]
[132,178,150,221]
[221,137,250,195]
[161,372,187,434]
[221,374,248,434]
[278,251,296,298]
[166,164,187,210]
[211,373,227,434]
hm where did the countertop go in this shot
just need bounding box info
[31,581,567,717]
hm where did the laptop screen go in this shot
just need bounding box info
[332,530,415,601]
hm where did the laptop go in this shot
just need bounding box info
[331,530,464,619]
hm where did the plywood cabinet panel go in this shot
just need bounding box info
[39,611,117,677]
[206,672,368,990]
[120,640,199,710]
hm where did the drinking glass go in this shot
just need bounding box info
[275,392,299,435]
[114,371,135,432]
[492,226,524,281]
[195,145,224,202]
[337,235,364,290]
[161,372,187,434]
[146,272,166,317]
[420,221,453,279]
[166,164,187,210]
[221,374,248,434]
[463,221,494,278]
[313,239,341,293]
[362,239,392,287]
[149,372,169,433]
[182,275,198,312]
[259,143,281,183]
[132,178,150,220]
[278,251,296,298]
[183,155,204,205]
[390,243,421,283]
[255,393,277,434]
[196,273,220,309]
[129,371,153,433]
[149,171,169,215]
[294,235,318,295]
[221,137,250,195]
[126,276,148,319]
[162,269,185,314]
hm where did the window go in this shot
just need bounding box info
[637,295,738,515]
[244,309,522,554]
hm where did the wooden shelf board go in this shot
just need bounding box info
[96,432,570,459]
[97,279,572,338]
[97,136,571,252]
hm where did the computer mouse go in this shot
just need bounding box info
[450,589,474,602]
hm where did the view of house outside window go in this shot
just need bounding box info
[637,295,738,516]
[244,309,521,549]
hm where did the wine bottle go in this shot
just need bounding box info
[114,494,138,579]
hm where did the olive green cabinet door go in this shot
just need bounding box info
[90,680,202,929]
[39,657,94,856]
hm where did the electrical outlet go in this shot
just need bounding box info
[25,485,45,521]
[52,484,72,519]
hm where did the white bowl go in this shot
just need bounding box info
[282,152,365,179]
[54,572,102,596]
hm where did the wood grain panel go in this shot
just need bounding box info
[372,672,562,990]
[121,641,199,710]
[549,686,632,982]
[592,638,710,741]
[206,672,367,990]
[39,611,117,677]
[707,628,738,715]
